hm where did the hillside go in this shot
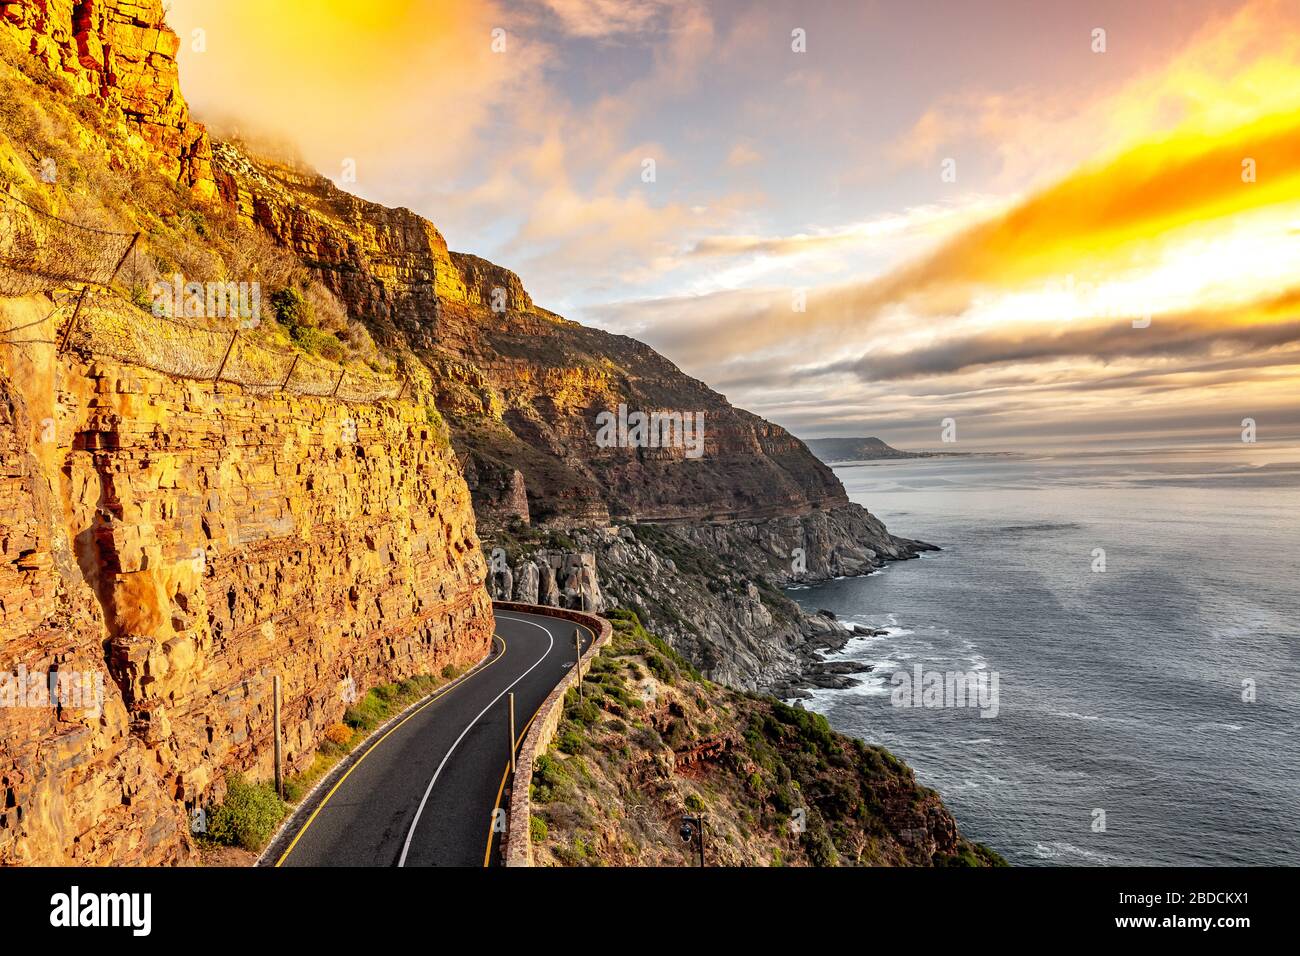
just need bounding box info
[530,611,1004,866]
[804,436,925,462]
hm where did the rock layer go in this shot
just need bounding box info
[0,0,216,199]
[0,295,492,864]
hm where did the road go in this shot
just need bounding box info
[271,609,592,867]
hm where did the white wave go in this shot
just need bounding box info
[1033,841,1114,863]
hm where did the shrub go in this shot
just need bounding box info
[206,774,287,851]
[343,691,387,732]
[289,323,346,362]
[270,287,308,327]
[530,816,548,843]
[557,727,585,755]
[324,723,352,747]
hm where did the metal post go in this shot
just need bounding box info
[330,368,345,398]
[273,674,283,799]
[576,628,584,701]
[508,692,516,774]
[279,354,299,391]
[107,231,141,285]
[213,329,238,392]
[57,286,89,353]
[395,377,408,402]
[699,813,706,867]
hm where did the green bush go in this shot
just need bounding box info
[206,773,287,851]
[557,727,585,755]
[529,816,549,843]
[270,287,308,326]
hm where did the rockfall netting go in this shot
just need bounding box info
[0,191,138,296]
[1,192,404,403]
[59,289,404,401]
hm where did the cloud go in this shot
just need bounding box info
[726,143,762,168]
[535,0,688,39]
[889,0,1300,188]
[814,292,1300,382]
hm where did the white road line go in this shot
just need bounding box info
[396,613,556,867]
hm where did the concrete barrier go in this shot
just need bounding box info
[494,601,611,867]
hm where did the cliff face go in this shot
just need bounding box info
[0,295,492,864]
[0,0,215,199]
[0,1,495,863]
[210,143,860,529]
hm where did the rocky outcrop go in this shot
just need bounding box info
[489,550,603,614]
[0,295,493,865]
[0,0,216,199]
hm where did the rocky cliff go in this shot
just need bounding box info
[0,2,493,865]
[0,293,492,864]
[0,0,215,199]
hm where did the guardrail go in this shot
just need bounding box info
[493,601,611,867]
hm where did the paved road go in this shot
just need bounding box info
[273,610,592,867]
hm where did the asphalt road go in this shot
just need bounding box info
[272,610,592,867]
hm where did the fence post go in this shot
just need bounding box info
[330,368,345,398]
[57,286,89,354]
[213,329,238,393]
[273,674,283,799]
[107,232,141,286]
[279,354,299,391]
[395,377,408,402]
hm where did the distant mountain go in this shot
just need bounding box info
[804,437,931,462]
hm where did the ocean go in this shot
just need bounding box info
[787,446,1300,866]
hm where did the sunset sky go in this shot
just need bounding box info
[169,0,1300,451]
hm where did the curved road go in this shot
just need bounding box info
[271,610,592,867]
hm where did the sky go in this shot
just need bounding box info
[168,0,1300,451]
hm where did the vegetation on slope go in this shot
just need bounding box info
[530,610,1005,867]
[0,33,381,371]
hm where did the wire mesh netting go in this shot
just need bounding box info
[1,191,405,403]
[55,289,404,401]
[0,191,138,296]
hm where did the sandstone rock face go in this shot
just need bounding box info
[209,143,862,531]
[0,297,493,864]
[0,0,216,199]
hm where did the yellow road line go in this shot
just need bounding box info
[275,634,508,867]
[482,620,597,867]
